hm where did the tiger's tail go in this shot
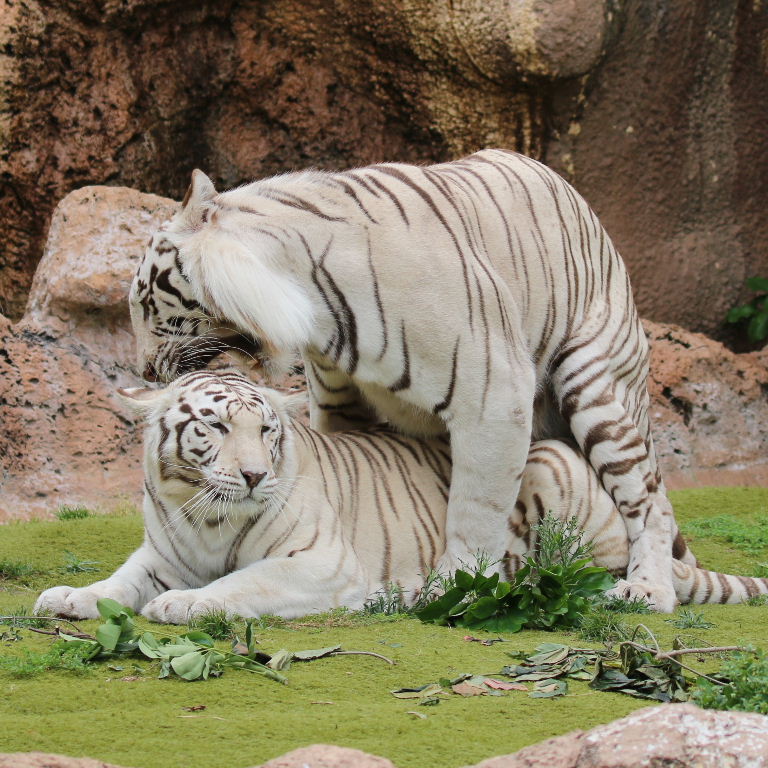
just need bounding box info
[672,560,768,604]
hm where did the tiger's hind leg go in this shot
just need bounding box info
[550,324,678,612]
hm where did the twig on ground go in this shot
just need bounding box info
[330,650,395,665]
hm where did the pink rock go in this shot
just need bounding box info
[472,703,768,768]
[257,744,397,768]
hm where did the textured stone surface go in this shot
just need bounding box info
[645,320,768,488]
[1,1,766,340]
[0,753,130,768]
[0,313,144,522]
[257,744,397,768]
[473,703,768,768]
[20,186,179,360]
[0,186,178,521]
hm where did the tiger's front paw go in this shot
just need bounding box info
[606,579,677,613]
[34,585,102,619]
[141,590,228,624]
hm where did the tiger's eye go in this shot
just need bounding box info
[261,425,271,434]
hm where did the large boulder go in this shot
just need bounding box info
[645,320,768,487]
[1,1,766,340]
[0,754,129,768]
[0,186,177,522]
[473,703,768,768]
[258,744,396,768]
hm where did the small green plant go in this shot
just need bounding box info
[363,570,445,616]
[417,515,614,632]
[63,551,100,574]
[666,609,715,630]
[578,607,630,643]
[55,506,91,520]
[0,559,43,584]
[743,594,768,607]
[754,563,768,578]
[693,647,768,714]
[726,277,768,343]
[0,643,95,678]
[189,609,238,641]
[594,594,652,614]
[363,583,409,616]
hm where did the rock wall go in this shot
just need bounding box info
[1,184,766,522]
[1,1,766,338]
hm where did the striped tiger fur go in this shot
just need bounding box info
[34,372,768,622]
[131,150,683,610]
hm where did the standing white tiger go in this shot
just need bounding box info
[35,372,768,622]
[129,150,677,609]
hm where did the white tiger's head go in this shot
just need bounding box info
[129,170,315,383]
[119,370,303,520]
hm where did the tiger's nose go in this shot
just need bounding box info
[241,470,267,489]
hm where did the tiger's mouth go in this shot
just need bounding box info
[152,332,264,382]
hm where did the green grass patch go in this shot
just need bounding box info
[55,506,92,521]
[1,487,768,768]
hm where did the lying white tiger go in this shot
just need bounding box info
[35,372,768,622]
[130,150,680,610]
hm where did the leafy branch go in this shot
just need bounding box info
[417,516,615,632]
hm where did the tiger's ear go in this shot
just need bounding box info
[281,390,309,419]
[180,169,216,227]
[115,386,169,415]
[262,388,308,421]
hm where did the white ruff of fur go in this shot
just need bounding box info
[175,223,315,353]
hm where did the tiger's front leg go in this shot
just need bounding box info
[34,545,184,619]
[436,361,536,578]
[142,548,367,623]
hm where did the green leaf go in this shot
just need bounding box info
[465,596,500,621]
[748,311,768,342]
[182,631,215,648]
[746,276,768,293]
[266,649,293,671]
[454,570,475,590]
[493,582,512,599]
[96,598,133,620]
[96,622,122,652]
[292,645,342,661]
[391,683,444,700]
[170,651,207,681]
[416,587,468,622]
[138,632,164,659]
[530,678,568,698]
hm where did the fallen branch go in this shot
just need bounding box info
[330,650,394,665]
[0,615,86,635]
[656,646,745,660]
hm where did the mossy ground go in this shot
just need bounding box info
[1,487,768,768]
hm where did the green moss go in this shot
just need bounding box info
[1,488,768,768]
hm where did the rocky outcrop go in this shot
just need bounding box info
[473,703,768,768]
[646,320,768,488]
[258,745,396,768]
[1,1,766,339]
[0,187,177,521]
[0,754,129,768]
